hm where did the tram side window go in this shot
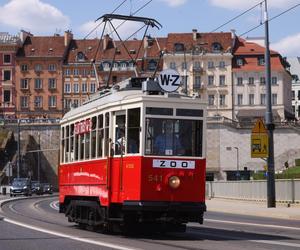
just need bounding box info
[127,108,140,154]
[97,114,104,158]
[80,134,84,160]
[104,113,110,156]
[65,125,70,163]
[85,130,90,160]
[70,124,74,162]
[91,116,97,158]
[74,133,79,160]
[115,114,126,155]
[61,127,65,163]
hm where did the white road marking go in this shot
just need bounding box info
[49,201,59,211]
[205,218,300,231]
[4,218,141,250]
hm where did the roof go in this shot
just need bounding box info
[233,37,279,55]
[17,35,66,58]
[165,32,233,53]
[0,32,20,45]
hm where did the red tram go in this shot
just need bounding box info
[59,78,207,232]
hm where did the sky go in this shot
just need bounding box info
[0,0,299,57]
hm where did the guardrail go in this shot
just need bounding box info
[206,179,300,203]
[0,118,60,125]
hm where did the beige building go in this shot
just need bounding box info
[163,30,234,119]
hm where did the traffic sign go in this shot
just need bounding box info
[251,118,269,158]
[158,69,181,92]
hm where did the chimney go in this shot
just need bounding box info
[64,30,73,47]
[19,30,33,43]
[231,29,236,39]
[103,34,112,51]
[192,29,198,41]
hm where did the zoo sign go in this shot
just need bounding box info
[158,69,181,92]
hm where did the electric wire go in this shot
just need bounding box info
[240,2,300,37]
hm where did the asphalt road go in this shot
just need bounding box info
[0,196,300,250]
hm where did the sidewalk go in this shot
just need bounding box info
[206,198,300,220]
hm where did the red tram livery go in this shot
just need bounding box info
[59,78,207,232]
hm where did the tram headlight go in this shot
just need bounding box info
[168,176,180,189]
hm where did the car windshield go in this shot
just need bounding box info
[12,180,27,186]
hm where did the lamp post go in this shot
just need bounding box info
[226,146,239,180]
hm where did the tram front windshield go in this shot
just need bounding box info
[145,118,203,157]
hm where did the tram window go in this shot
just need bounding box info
[70,124,74,162]
[104,113,110,156]
[127,108,140,154]
[65,125,70,163]
[80,135,84,160]
[145,118,203,157]
[115,114,126,155]
[91,116,97,158]
[146,107,173,116]
[176,109,203,117]
[74,134,79,160]
[85,133,90,159]
[61,127,65,163]
[97,114,104,158]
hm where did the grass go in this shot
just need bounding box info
[252,166,300,180]
[0,130,9,143]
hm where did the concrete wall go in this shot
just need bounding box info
[207,121,300,180]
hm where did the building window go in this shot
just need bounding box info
[237,77,243,85]
[64,83,71,93]
[113,63,119,71]
[170,62,176,69]
[249,94,254,105]
[248,77,254,85]
[260,77,266,85]
[193,61,201,70]
[292,91,295,100]
[219,75,226,86]
[73,99,79,107]
[73,83,79,93]
[77,52,85,61]
[48,64,56,71]
[48,96,57,108]
[64,99,72,109]
[208,61,214,69]
[182,62,187,70]
[21,64,28,72]
[174,43,184,52]
[120,62,127,71]
[3,70,11,81]
[236,58,244,66]
[48,78,56,89]
[34,96,43,108]
[208,95,215,106]
[237,94,243,106]
[64,69,70,76]
[3,54,11,64]
[34,78,43,89]
[258,57,265,66]
[4,90,10,103]
[208,75,214,86]
[20,96,28,108]
[272,94,277,105]
[271,77,277,85]
[73,68,80,76]
[194,76,201,89]
[90,82,96,93]
[82,82,87,93]
[148,60,157,71]
[219,61,225,68]
[128,62,134,70]
[34,64,42,72]
[260,94,266,105]
[219,94,226,106]
[20,79,29,89]
[298,91,300,100]
[212,42,222,53]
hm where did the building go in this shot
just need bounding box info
[0,32,20,118]
[163,29,234,119]
[288,57,300,119]
[15,31,72,119]
[232,37,293,122]
[63,35,166,111]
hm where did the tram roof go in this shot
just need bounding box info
[61,83,205,123]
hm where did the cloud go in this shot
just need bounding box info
[78,20,144,39]
[0,0,70,33]
[271,33,300,56]
[209,0,298,10]
[160,0,188,7]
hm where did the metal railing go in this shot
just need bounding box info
[206,179,300,203]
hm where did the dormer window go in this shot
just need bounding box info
[129,49,136,54]
[212,42,222,53]
[77,51,85,61]
[148,60,157,71]
[236,58,244,66]
[258,57,265,66]
[174,43,184,52]
[103,62,110,71]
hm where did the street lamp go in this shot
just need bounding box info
[226,146,239,180]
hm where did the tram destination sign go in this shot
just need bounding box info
[74,119,92,135]
[158,69,181,92]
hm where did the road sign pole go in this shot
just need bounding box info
[264,0,276,208]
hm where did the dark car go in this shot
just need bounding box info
[10,178,32,197]
[39,183,53,195]
[31,181,42,194]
